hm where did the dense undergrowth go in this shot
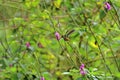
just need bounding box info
[0,0,120,80]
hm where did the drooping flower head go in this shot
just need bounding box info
[55,32,61,40]
[80,64,86,76]
[26,42,30,48]
[105,2,111,10]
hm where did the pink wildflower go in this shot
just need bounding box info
[55,32,61,40]
[105,2,111,10]
[26,42,30,48]
[80,64,86,76]
[80,64,85,70]
[80,70,86,75]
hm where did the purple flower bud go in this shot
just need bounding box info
[55,32,61,40]
[80,64,84,71]
[26,42,30,48]
[40,77,45,80]
[105,2,111,10]
[80,64,86,75]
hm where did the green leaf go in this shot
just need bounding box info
[99,10,106,20]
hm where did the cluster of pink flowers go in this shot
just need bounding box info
[80,64,86,76]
